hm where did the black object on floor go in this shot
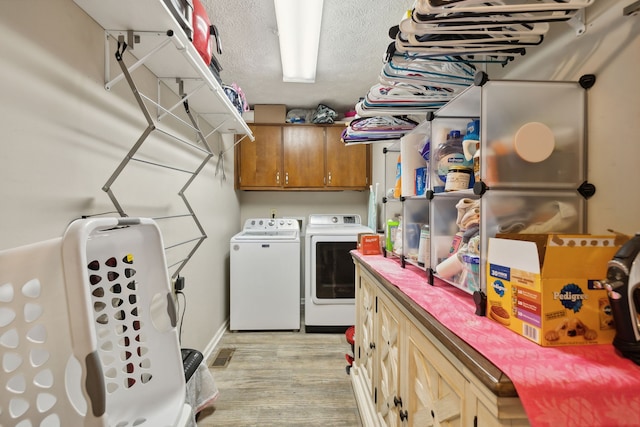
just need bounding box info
[181,348,204,382]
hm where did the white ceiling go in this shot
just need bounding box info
[204,0,415,115]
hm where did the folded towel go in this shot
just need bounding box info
[455,198,480,229]
[520,201,577,234]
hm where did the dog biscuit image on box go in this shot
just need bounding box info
[489,304,511,326]
[544,316,598,342]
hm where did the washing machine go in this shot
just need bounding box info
[230,218,300,331]
[304,214,373,331]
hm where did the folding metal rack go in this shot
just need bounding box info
[73,0,255,280]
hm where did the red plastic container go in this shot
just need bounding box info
[192,0,212,65]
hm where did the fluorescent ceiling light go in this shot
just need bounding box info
[274,0,324,83]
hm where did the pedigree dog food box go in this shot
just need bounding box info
[486,234,625,347]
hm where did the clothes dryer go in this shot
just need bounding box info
[304,214,373,331]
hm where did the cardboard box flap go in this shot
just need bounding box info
[541,235,618,278]
[496,233,549,269]
[488,237,540,274]
[491,234,619,278]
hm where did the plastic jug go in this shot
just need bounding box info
[463,139,481,183]
[435,130,465,191]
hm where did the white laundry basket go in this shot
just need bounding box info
[62,217,191,427]
[0,237,102,426]
[0,217,190,427]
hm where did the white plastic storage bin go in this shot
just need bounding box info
[436,79,587,191]
[427,73,591,295]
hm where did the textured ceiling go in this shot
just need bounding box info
[204,0,415,115]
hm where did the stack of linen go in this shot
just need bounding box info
[341,116,419,144]
[357,0,593,117]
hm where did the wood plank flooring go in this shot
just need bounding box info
[196,329,362,426]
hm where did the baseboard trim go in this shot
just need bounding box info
[202,318,229,362]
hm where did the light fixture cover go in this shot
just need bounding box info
[274,0,324,83]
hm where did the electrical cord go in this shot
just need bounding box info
[175,290,187,344]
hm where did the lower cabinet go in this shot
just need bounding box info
[352,262,530,427]
[376,292,402,426]
[405,324,466,426]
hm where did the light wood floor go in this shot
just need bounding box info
[196,328,362,426]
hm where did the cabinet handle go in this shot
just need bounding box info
[394,396,403,407]
[285,172,289,185]
[328,171,332,185]
[369,342,376,349]
[399,410,408,421]
[276,171,280,184]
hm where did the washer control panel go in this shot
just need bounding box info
[243,218,299,231]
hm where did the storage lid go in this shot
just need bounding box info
[513,122,555,163]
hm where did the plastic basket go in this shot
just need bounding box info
[62,217,190,427]
[0,238,100,426]
[1,217,190,426]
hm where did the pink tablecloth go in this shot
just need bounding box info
[354,253,640,427]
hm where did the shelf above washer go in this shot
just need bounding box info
[73,0,253,138]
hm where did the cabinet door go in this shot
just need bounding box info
[237,125,282,188]
[405,324,466,427]
[325,126,370,189]
[356,269,377,399]
[283,126,325,188]
[377,292,403,427]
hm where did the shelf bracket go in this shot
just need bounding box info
[228,133,249,154]
[204,116,234,140]
[104,30,173,90]
[124,30,140,50]
[157,78,207,122]
[567,8,586,37]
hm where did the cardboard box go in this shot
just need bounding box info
[254,104,286,123]
[358,233,381,255]
[486,234,622,346]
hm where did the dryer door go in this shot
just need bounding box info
[309,234,358,304]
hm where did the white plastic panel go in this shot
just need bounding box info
[403,198,431,266]
[401,121,431,197]
[478,190,586,291]
[481,80,586,188]
[430,117,474,193]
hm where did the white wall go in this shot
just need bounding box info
[487,2,640,235]
[0,0,239,354]
[239,191,369,229]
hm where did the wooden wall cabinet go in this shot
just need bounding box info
[235,124,370,191]
[325,126,370,189]
[237,125,283,188]
[282,126,325,188]
[352,261,530,427]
